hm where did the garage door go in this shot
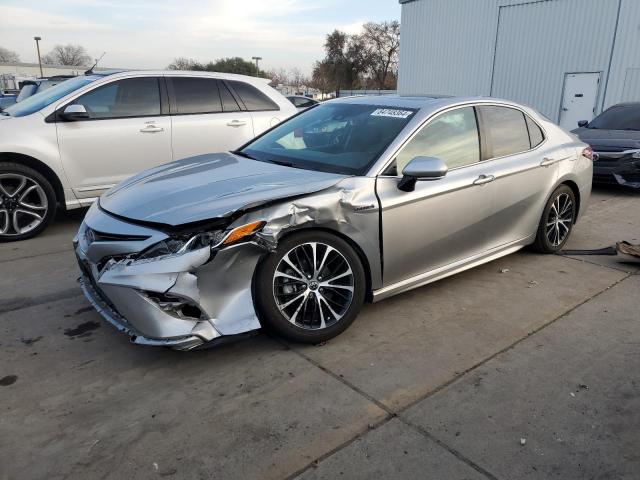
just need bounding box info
[490,0,618,121]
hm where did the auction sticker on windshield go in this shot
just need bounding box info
[371,108,414,119]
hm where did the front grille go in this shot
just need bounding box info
[87,228,150,242]
[77,257,121,315]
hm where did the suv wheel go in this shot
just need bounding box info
[255,230,366,343]
[0,162,57,242]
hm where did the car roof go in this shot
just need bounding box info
[328,94,532,116]
[609,102,640,108]
[97,70,273,85]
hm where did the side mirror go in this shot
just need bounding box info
[398,156,448,192]
[577,120,589,128]
[60,104,89,121]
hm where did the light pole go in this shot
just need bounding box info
[251,56,262,77]
[34,36,43,77]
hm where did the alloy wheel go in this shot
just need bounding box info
[0,174,49,237]
[545,192,573,247]
[272,242,354,330]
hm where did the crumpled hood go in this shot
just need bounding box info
[100,153,347,226]
[573,127,640,150]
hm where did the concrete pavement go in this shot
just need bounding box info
[0,187,638,479]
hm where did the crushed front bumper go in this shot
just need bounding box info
[78,273,206,350]
[74,204,265,350]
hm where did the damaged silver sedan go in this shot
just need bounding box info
[74,95,593,349]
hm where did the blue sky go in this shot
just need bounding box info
[1,0,400,74]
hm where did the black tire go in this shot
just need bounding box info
[255,230,366,343]
[0,162,57,242]
[532,184,576,253]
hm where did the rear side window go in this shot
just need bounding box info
[227,80,279,111]
[76,77,160,119]
[525,115,544,148]
[218,81,241,112]
[172,77,222,114]
[480,106,530,158]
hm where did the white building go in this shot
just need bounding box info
[398,0,640,129]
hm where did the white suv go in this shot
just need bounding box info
[0,70,296,241]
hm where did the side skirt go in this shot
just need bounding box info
[372,236,533,302]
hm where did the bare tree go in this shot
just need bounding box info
[359,21,400,89]
[289,67,304,87]
[43,44,92,66]
[167,57,201,70]
[0,47,20,63]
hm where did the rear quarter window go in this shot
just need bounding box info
[525,115,545,148]
[227,80,279,111]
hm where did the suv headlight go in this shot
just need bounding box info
[136,221,266,261]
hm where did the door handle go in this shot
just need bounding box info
[473,174,495,186]
[540,156,569,167]
[140,125,164,133]
[227,119,247,127]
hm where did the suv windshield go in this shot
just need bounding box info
[2,75,101,117]
[587,104,640,131]
[242,103,416,175]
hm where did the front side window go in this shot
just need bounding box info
[172,77,222,114]
[227,80,279,111]
[480,106,530,158]
[75,77,160,119]
[395,107,480,173]
[242,103,416,175]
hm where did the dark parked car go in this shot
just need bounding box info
[573,102,640,188]
[287,95,319,110]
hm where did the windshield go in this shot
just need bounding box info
[242,103,416,175]
[3,76,100,117]
[587,105,640,131]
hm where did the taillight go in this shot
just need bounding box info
[582,145,594,161]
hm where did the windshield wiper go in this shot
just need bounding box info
[231,150,256,160]
[267,159,296,168]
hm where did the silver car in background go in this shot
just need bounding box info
[74,95,593,349]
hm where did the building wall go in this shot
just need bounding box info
[398,0,640,121]
[0,62,88,78]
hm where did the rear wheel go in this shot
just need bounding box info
[532,185,576,253]
[255,230,366,343]
[0,162,57,242]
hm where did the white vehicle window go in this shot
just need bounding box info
[171,77,222,114]
[218,81,241,112]
[74,77,161,119]
[395,107,480,173]
[227,80,279,111]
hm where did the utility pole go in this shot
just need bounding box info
[251,56,262,77]
[34,36,43,77]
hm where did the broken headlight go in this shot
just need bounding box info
[136,221,265,261]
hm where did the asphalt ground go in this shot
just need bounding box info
[0,185,638,479]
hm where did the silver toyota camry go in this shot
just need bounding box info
[74,95,593,349]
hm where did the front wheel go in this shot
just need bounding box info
[0,162,57,242]
[255,231,366,343]
[532,185,576,253]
